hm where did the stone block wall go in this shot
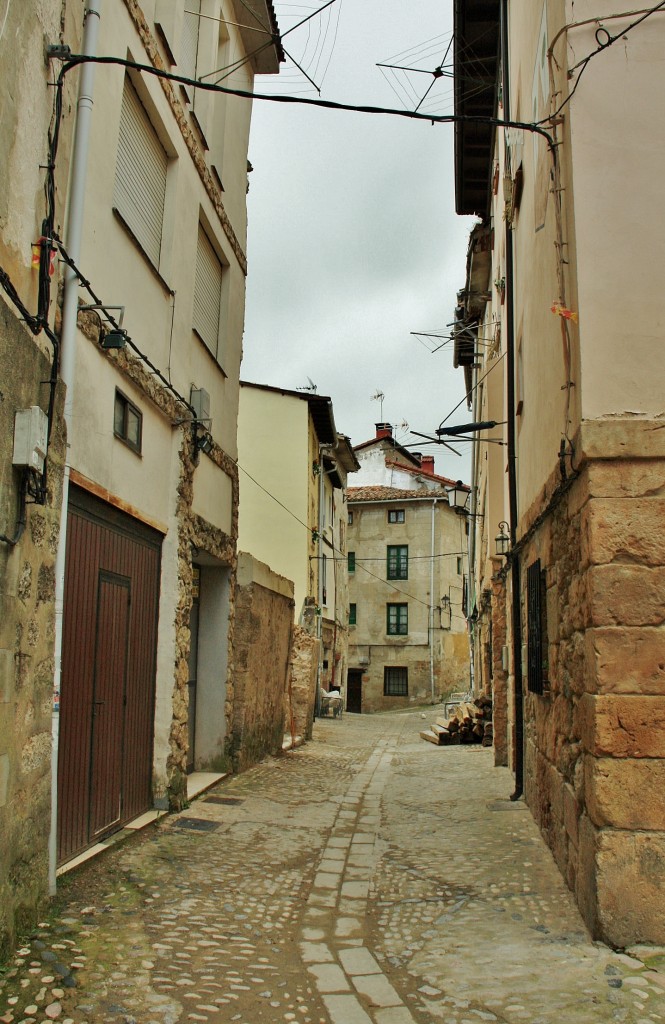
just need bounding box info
[288,625,319,741]
[490,576,508,767]
[0,303,65,959]
[231,554,294,773]
[520,419,665,946]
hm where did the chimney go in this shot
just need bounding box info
[421,455,435,476]
[375,422,393,440]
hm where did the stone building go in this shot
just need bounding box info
[237,382,358,720]
[346,425,470,714]
[454,0,665,944]
[0,0,81,959]
[0,0,281,944]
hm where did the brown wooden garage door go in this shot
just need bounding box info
[57,485,162,865]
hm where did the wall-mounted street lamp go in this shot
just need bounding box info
[495,521,510,557]
[79,304,130,350]
[446,480,469,511]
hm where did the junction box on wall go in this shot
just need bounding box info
[13,407,49,473]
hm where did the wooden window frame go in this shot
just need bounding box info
[349,603,356,626]
[387,603,408,635]
[348,551,355,573]
[387,545,408,580]
[388,509,405,524]
[113,389,143,454]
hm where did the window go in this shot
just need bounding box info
[527,559,549,694]
[322,553,327,606]
[457,556,463,575]
[387,603,408,635]
[387,545,408,580]
[384,667,408,696]
[114,78,168,268]
[114,389,142,453]
[348,551,355,573]
[193,222,224,360]
[349,603,356,625]
[348,510,353,525]
[180,0,201,86]
[388,509,405,524]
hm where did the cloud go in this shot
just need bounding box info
[242,0,476,481]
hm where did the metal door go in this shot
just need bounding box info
[346,670,363,713]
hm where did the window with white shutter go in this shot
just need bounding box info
[113,79,168,269]
[180,0,200,87]
[193,222,223,360]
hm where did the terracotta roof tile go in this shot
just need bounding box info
[347,485,451,502]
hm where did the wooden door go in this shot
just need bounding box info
[58,486,161,864]
[89,572,130,838]
[347,670,363,714]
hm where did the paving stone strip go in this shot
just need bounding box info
[1,711,665,1024]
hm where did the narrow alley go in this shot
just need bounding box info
[2,712,664,1024]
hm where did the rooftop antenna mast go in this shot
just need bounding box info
[370,389,385,421]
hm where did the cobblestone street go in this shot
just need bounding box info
[2,710,665,1024]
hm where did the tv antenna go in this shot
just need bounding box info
[370,389,385,420]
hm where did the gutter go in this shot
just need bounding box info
[501,0,524,802]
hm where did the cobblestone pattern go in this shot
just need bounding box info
[1,712,664,1024]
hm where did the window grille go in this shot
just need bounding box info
[384,667,408,696]
[527,558,549,694]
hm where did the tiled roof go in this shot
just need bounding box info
[347,486,451,502]
[384,459,464,489]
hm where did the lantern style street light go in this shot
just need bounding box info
[495,521,510,556]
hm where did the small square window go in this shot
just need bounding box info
[114,390,142,454]
[349,603,356,625]
[384,666,408,696]
[387,603,408,635]
[348,551,355,573]
[388,509,405,523]
[348,510,353,525]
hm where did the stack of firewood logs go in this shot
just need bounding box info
[420,694,493,747]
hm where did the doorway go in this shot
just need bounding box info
[58,486,161,864]
[346,669,363,713]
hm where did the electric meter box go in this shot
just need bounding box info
[13,407,48,473]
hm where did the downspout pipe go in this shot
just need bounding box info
[501,0,524,802]
[430,499,436,703]
[49,0,102,894]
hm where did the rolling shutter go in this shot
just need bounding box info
[193,223,223,358]
[181,0,200,82]
[114,80,168,268]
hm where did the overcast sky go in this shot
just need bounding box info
[241,0,477,480]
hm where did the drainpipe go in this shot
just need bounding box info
[430,499,436,703]
[49,0,102,894]
[467,356,480,694]
[501,0,524,801]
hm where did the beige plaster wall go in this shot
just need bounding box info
[237,386,311,616]
[347,498,469,712]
